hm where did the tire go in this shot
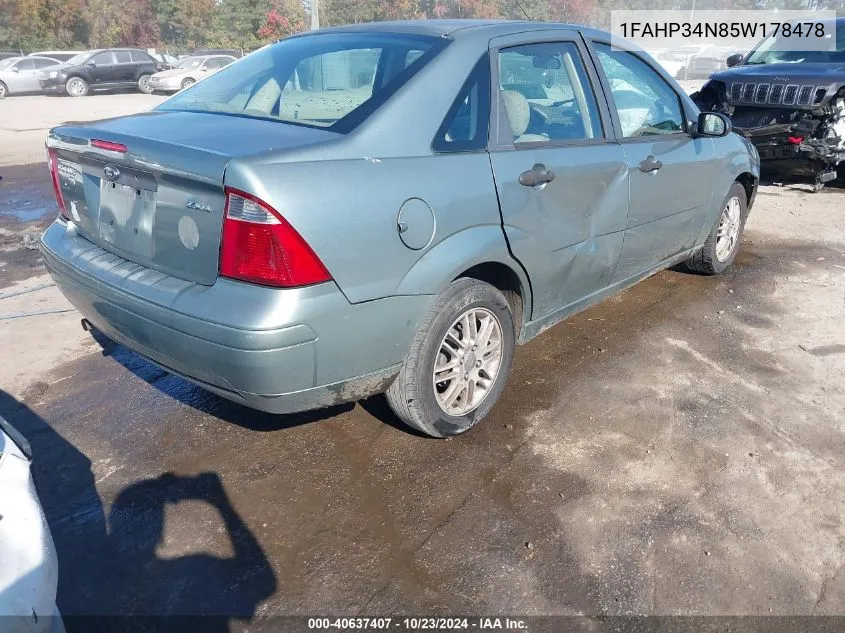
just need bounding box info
[137,74,153,94]
[0,81,7,99]
[386,278,515,438]
[65,76,88,97]
[181,78,195,90]
[684,181,748,275]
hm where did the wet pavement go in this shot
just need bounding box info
[1,153,844,631]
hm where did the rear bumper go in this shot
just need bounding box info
[41,221,430,414]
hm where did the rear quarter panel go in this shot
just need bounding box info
[224,152,513,304]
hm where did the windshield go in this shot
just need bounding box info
[745,23,845,64]
[157,32,445,132]
[177,56,205,69]
[0,57,21,70]
[65,52,93,65]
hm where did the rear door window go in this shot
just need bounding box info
[158,32,445,133]
[497,41,603,144]
[114,51,132,63]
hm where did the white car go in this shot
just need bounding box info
[148,54,237,92]
[0,417,64,633]
[0,56,60,98]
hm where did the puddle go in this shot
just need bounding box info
[0,200,52,223]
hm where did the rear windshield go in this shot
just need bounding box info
[157,32,445,133]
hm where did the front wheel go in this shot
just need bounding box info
[65,76,88,97]
[137,74,153,94]
[181,78,195,90]
[386,278,515,438]
[684,181,748,275]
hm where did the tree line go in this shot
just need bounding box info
[0,0,841,54]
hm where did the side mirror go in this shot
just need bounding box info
[696,112,731,137]
[86,61,96,67]
[11,67,19,73]
[726,53,744,67]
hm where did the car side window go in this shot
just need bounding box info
[16,58,36,71]
[432,56,490,152]
[497,41,602,145]
[34,58,56,69]
[91,52,116,66]
[594,43,685,138]
[129,51,151,63]
[114,51,132,63]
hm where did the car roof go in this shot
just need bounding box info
[306,19,610,41]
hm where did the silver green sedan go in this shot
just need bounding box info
[40,20,759,437]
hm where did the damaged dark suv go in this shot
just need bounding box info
[693,17,845,190]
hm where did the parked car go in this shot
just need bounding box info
[677,47,729,79]
[28,51,85,63]
[40,21,758,437]
[149,54,237,92]
[0,56,60,98]
[693,17,845,190]
[645,49,686,79]
[37,48,162,97]
[192,48,242,59]
[0,416,64,632]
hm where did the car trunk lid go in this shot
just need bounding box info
[48,111,340,285]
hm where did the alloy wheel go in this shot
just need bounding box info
[716,196,742,262]
[432,307,503,416]
[67,78,86,97]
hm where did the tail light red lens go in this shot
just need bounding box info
[47,148,70,221]
[219,188,331,288]
[787,136,804,145]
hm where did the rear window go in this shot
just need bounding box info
[157,32,445,133]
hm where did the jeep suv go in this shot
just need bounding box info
[692,17,845,190]
[37,48,163,97]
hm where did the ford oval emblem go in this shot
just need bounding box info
[103,165,120,182]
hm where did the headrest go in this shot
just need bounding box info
[501,89,530,137]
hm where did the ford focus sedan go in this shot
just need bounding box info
[41,21,759,437]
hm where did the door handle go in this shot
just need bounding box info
[519,164,555,187]
[638,155,663,173]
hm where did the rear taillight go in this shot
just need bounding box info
[47,148,69,221]
[219,188,331,288]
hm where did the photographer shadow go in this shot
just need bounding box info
[0,390,276,633]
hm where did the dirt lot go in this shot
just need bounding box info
[0,92,843,630]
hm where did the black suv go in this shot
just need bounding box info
[38,48,163,97]
[693,17,845,190]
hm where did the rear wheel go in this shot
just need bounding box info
[684,181,747,275]
[386,279,515,438]
[66,76,88,97]
[137,74,153,94]
[181,78,195,90]
[0,81,6,99]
